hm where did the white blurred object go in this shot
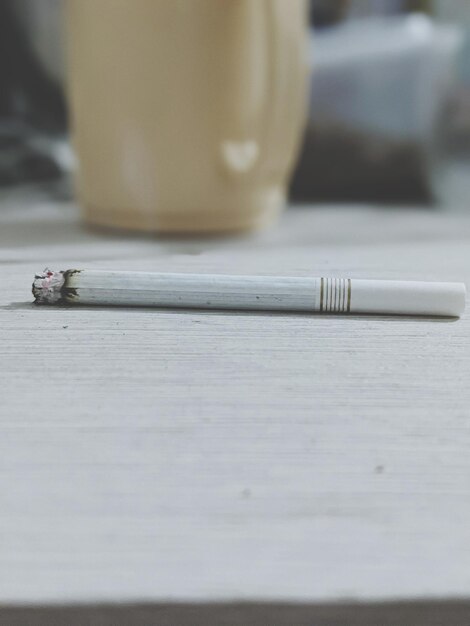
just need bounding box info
[310,14,464,143]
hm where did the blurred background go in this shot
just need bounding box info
[0,0,469,209]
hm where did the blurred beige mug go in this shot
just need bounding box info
[66,0,308,234]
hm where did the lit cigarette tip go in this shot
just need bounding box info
[32,268,65,305]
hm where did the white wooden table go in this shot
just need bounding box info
[1,188,470,624]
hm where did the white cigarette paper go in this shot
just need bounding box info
[32,269,466,317]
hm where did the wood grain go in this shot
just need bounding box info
[1,193,470,607]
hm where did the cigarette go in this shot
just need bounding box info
[32,269,466,317]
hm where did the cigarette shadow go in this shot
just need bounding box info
[1,301,460,323]
[1,600,470,626]
[0,301,36,310]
